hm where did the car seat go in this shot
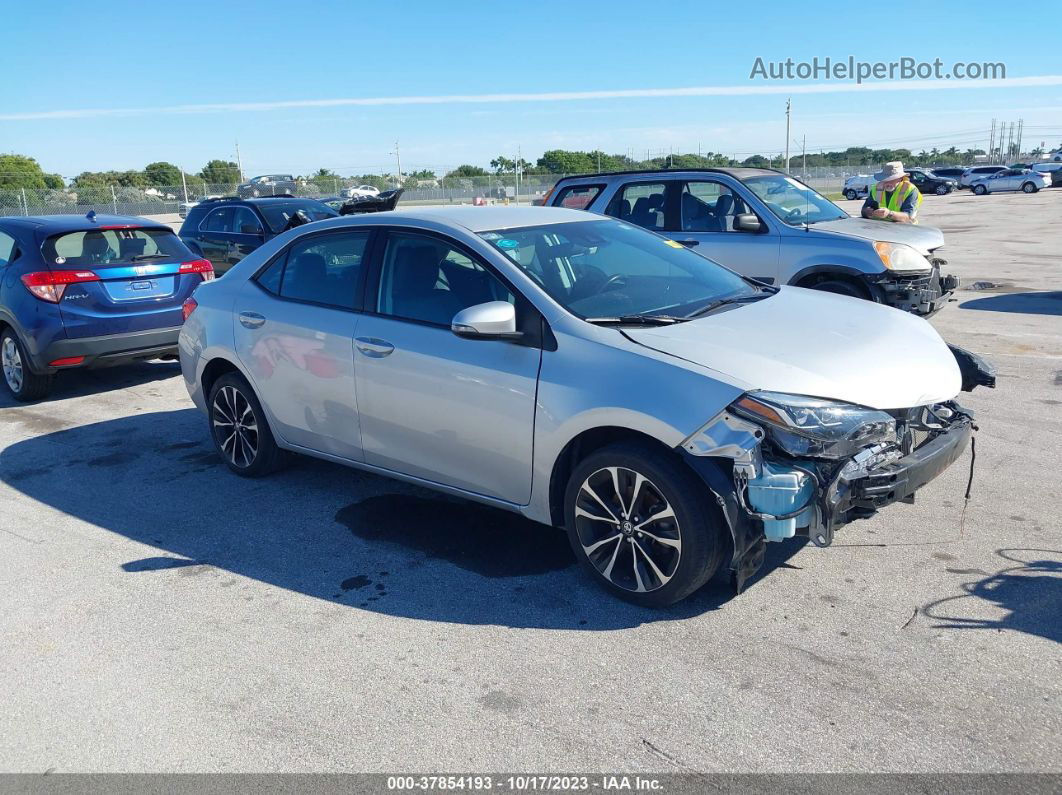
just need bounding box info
[390,245,465,325]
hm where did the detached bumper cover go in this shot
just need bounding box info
[33,326,181,373]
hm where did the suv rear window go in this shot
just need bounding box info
[42,228,189,266]
[553,184,603,210]
[256,200,338,233]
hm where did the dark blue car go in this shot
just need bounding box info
[178,197,337,275]
[0,213,213,401]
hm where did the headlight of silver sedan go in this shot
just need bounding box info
[730,391,897,460]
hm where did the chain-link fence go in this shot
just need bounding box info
[0,165,920,218]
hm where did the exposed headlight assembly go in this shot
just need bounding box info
[731,391,896,460]
[872,241,932,272]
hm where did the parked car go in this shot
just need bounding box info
[959,165,1007,187]
[907,168,957,195]
[1030,162,1062,179]
[545,169,958,316]
[342,184,381,199]
[179,206,993,605]
[237,174,298,198]
[969,168,1050,195]
[927,167,965,182]
[843,175,873,200]
[178,197,338,276]
[315,196,348,212]
[1052,170,1062,188]
[0,212,212,400]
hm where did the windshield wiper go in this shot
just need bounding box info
[584,314,683,326]
[129,253,170,262]
[685,292,772,319]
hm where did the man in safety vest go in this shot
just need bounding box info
[861,161,922,224]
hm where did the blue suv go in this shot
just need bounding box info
[0,213,213,401]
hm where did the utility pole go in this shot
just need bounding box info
[516,145,521,204]
[391,140,402,185]
[801,134,807,175]
[988,119,996,162]
[180,168,188,203]
[784,98,792,172]
[1016,118,1024,160]
[235,140,244,182]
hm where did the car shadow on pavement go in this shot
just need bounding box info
[0,409,805,630]
[958,291,1062,316]
[920,548,1062,644]
[0,360,181,410]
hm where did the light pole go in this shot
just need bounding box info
[784,98,792,172]
[391,141,402,187]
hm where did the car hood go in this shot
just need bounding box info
[623,287,961,410]
[812,216,945,253]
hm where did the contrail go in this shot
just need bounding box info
[3,75,1061,121]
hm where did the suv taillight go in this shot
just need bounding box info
[179,258,215,281]
[181,297,198,323]
[20,270,100,302]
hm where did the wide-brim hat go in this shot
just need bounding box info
[874,161,907,182]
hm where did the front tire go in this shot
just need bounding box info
[935,184,949,195]
[1022,181,1038,193]
[564,442,724,607]
[809,278,867,300]
[208,372,286,477]
[844,189,858,200]
[973,184,988,195]
[1,329,53,402]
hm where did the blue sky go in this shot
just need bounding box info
[2,0,1059,178]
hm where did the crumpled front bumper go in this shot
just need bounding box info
[874,261,957,316]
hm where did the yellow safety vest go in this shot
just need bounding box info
[871,179,922,223]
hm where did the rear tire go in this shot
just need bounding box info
[564,442,724,607]
[1022,182,1038,193]
[1,329,53,402]
[207,372,287,477]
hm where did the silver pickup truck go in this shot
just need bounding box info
[546,168,957,316]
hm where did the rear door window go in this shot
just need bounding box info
[553,184,603,210]
[604,182,667,231]
[202,207,234,233]
[0,232,16,266]
[277,231,370,310]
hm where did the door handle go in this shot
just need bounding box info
[355,337,395,357]
[238,311,265,329]
[677,239,699,247]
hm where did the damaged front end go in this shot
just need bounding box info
[680,348,993,592]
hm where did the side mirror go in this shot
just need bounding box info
[734,213,762,233]
[451,301,522,340]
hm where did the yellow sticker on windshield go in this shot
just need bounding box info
[663,239,684,248]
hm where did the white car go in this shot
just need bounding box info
[969,169,1050,195]
[959,165,1007,188]
[341,184,382,199]
[842,175,873,200]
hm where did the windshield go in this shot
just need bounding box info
[256,200,338,232]
[42,228,188,266]
[742,174,847,226]
[478,219,757,319]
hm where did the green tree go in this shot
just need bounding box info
[198,160,241,185]
[0,154,64,190]
[445,165,489,179]
[143,161,184,186]
[536,150,596,174]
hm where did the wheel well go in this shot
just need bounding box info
[547,426,677,527]
[200,357,240,399]
[794,271,871,298]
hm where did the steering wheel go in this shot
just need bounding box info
[600,273,628,293]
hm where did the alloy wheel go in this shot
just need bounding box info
[573,466,681,593]
[212,385,259,468]
[2,337,24,393]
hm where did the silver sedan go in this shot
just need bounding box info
[969,168,1050,194]
[178,206,987,605]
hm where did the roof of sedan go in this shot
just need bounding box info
[555,167,783,181]
[387,204,591,232]
[0,214,169,233]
